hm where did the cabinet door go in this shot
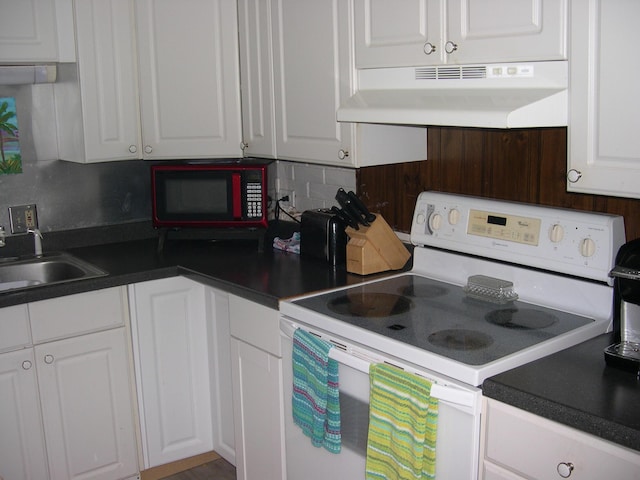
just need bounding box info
[57,0,141,163]
[482,399,640,480]
[130,277,213,468]
[271,0,354,166]
[354,0,443,68]
[446,0,567,65]
[206,286,235,465]
[231,339,285,480]
[567,0,640,199]
[135,0,243,159]
[36,328,138,480]
[0,0,58,62]
[0,349,49,480]
[238,0,277,158]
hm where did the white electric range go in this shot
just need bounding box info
[278,191,625,479]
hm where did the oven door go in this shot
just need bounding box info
[280,317,482,480]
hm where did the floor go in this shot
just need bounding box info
[161,458,236,480]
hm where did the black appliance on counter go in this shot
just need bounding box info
[300,209,347,266]
[605,238,640,372]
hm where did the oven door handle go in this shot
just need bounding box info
[280,319,479,410]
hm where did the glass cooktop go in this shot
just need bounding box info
[291,274,594,366]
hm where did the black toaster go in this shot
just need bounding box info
[300,209,347,266]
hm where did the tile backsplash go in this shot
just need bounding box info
[275,161,356,214]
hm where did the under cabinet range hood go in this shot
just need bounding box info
[337,61,568,129]
[0,65,57,85]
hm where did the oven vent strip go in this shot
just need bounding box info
[283,320,477,408]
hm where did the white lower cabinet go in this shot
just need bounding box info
[36,328,138,480]
[129,277,213,468]
[229,294,286,480]
[0,348,49,480]
[480,398,640,480]
[206,286,236,465]
[0,287,139,480]
[129,277,236,469]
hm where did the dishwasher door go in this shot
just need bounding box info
[280,316,482,480]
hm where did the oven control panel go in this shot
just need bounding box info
[411,191,626,283]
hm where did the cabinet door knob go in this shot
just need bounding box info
[240,141,248,151]
[22,360,32,370]
[129,145,138,154]
[445,41,458,54]
[423,42,436,55]
[557,462,574,478]
[567,169,582,183]
[144,145,153,154]
[44,354,54,365]
[338,149,349,160]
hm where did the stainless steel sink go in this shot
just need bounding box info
[0,253,107,293]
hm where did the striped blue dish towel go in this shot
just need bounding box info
[292,328,341,453]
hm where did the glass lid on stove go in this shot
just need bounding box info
[292,274,594,366]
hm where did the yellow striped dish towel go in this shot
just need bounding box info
[365,363,439,480]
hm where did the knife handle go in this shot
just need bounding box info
[336,188,369,226]
[331,206,359,230]
[347,191,376,223]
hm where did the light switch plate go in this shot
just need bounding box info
[8,204,38,234]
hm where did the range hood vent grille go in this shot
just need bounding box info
[415,65,488,81]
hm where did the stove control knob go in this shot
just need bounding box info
[429,213,443,232]
[416,212,426,225]
[448,208,460,225]
[579,237,596,257]
[549,224,565,243]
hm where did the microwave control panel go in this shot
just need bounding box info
[245,180,263,219]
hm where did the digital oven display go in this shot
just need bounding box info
[468,209,541,246]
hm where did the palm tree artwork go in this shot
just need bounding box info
[0,97,22,174]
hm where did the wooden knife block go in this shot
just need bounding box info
[345,214,411,275]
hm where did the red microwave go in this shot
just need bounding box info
[151,160,269,229]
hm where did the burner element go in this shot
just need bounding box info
[428,329,493,351]
[328,293,413,318]
[486,308,557,330]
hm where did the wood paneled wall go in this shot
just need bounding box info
[357,127,640,241]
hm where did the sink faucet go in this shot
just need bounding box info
[27,228,43,256]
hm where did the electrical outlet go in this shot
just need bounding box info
[8,204,38,234]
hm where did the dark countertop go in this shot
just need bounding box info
[0,223,402,310]
[483,333,640,453]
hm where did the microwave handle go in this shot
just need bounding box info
[232,173,242,219]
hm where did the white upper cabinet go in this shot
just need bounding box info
[56,0,243,163]
[135,0,243,159]
[261,0,426,167]
[270,0,354,165]
[354,0,443,67]
[237,0,277,158]
[567,0,640,199]
[0,0,75,63]
[355,0,567,68]
[55,0,141,163]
